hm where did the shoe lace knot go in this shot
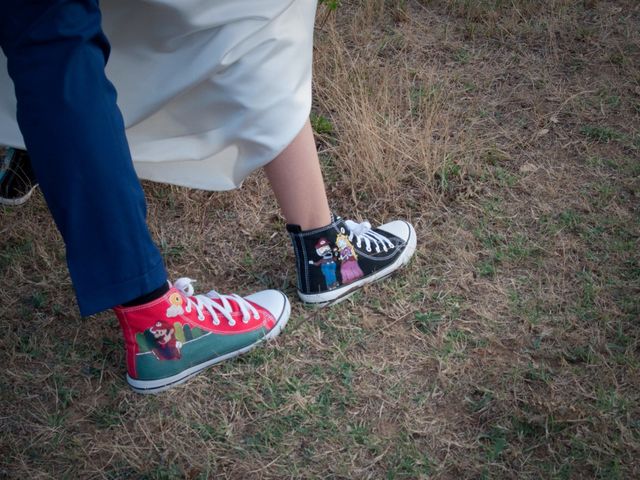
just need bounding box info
[173,278,259,327]
[344,219,395,253]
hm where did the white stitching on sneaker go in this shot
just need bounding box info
[344,220,395,254]
[173,278,260,326]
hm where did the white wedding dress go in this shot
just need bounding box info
[0,0,317,190]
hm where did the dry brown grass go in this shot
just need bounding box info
[1,0,639,478]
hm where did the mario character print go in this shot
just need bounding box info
[146,320,183,361]
[308,237,339,290]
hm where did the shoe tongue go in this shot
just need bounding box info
[205,292,245,315]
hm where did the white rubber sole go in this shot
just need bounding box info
[127,292,291,394]
[298,222,417,307]
[0,184,38,206]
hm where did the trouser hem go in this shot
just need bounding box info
[76,259,167,317]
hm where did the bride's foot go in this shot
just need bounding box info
[287,214,416,306]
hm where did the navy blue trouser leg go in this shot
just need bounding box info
[0,0,167,316]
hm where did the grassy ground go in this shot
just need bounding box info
[1,1,638,478]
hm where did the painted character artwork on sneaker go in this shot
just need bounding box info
[287,214,416,305]
[114,281,290,393]
[165,292,185,318]
[146,320,183,361]
[308,238,339,290]
[336,232,364,284]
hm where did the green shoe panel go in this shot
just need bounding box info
[134,328,267,381]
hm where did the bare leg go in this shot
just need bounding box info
[264,119,331,230]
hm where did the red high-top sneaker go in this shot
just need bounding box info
[113,278,290,394]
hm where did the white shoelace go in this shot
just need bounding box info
[344,219,396,253]
[173,278,259,327]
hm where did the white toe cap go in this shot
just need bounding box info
[378,220,414,243]
[244,290,290,320]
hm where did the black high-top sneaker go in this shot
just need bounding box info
[287,214,416,305]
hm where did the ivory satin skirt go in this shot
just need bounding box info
[0,0,317,190]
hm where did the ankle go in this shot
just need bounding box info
[284,210,332,231]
